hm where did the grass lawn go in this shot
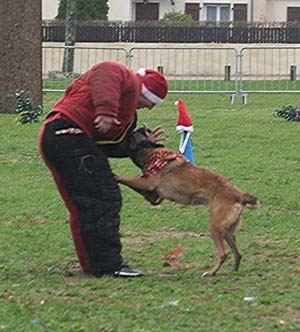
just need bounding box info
[43,78,300,93]
[1,92,300,331]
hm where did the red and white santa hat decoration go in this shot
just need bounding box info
[137,68,168,105]
[175,99,193,133]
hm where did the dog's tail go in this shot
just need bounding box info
[240,192,260,211]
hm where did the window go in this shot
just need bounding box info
[207,6,217,21]
[220,6,230,22]
[205,5,231,22]
[287,7,300,22]
[185,3,200,21]
[233,4,248,22]
[135,3,159,21]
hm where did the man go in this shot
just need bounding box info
[38,61,168,277]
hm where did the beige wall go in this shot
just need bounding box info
[108,0,132,21]
[42,0,300,22]
[42,0,59,19]
[253,0,300,22]
[43,42,300,82]
[266,0,300,22]
[253,0,267,22]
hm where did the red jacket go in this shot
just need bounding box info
[49,61,141,140]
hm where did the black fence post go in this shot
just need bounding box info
[290,65,297,81]
[225,65,231,81]
[157,65,164,74]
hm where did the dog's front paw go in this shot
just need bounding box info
[150,197,164,206]
[201,271,215,277]
[114,174,121,182]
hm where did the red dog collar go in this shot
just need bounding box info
[143,150,187,177]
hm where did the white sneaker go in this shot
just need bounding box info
[113,266,145,277]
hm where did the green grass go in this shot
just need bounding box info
[43,78,300,93]
[1,93,300,331]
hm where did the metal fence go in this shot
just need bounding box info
[42,45,128,91]
[42,45,300,101]
[239,46,300,95]
[42,23,300,43]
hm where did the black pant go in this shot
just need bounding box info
[38,118,123,276]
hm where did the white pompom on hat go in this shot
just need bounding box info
[136,68,168,105]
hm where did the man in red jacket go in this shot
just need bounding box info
[38,61,168,277]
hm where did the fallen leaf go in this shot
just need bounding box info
[165,248,185,260]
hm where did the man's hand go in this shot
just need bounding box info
[143,123,165,144]
[94,115,121,135]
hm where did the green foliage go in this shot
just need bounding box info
[161,11,194,23]
[1,93,300,331]
[274,104,300,121]
[10,90,43,124]
[56,0,109,21]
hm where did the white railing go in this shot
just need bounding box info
[42,45,300,102]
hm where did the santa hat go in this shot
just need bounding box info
[175,99,193,132]
[137,68,168,105]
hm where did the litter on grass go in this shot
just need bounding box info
[163,248,193,270]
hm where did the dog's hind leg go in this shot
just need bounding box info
[225,231,242,271]
[202,198,241,277]
[202,226,228,277]
[202,199,228,277]
[225,208,243,271]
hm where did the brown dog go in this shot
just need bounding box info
[116,129,260,276]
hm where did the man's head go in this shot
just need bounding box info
[136,68,168,109]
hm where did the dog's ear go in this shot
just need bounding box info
[127,127,164,153]
[134,127,165,148]
[135,127,148,137]
[128,136,138,151]
[127,128,146,152]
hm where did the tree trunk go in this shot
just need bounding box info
[0,0,42,114]
[63,0,77,74]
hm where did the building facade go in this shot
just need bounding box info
[42,0,59,20]
[42,0,300,23]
